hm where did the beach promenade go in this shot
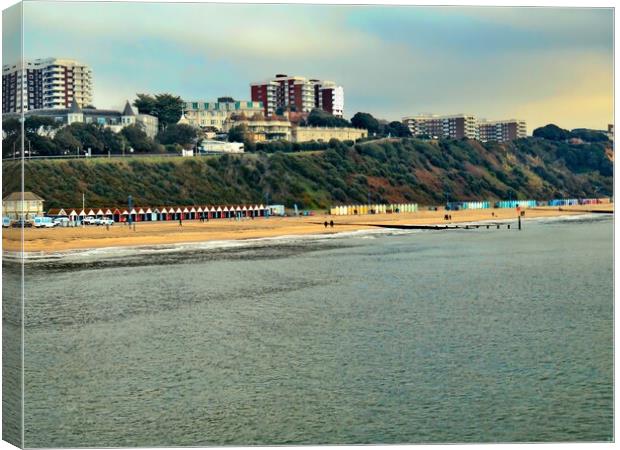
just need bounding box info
[2,203,612,254]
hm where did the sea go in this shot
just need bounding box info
[7,214,614,446]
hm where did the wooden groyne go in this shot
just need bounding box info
[313,222,516,230]
[558,208,613,214]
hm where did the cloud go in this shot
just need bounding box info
[18,2,614,130]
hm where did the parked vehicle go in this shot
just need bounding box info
[52,217,70,227]
[34,216,58,228]
[100,217,114,226]
[12,219,33,228]
[2,217,11,228]
[82,216,97,225]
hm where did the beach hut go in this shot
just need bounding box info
[258,204,265,217]
[215,206,221,219]
[67,209,77,223]
[242,205,248,217]
[223,206,230,218]
[208,206,215,219]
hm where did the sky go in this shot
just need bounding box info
[3,1,614,131]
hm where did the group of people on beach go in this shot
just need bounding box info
[323,220,334,228]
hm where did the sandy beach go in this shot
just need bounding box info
[2,204,612,254]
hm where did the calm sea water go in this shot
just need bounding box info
[20,215,613,446]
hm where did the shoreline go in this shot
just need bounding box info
[2,204,612,257]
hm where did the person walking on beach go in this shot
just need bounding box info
[324,221,328,228]
[330,220,334,228]
[179,217,183,227]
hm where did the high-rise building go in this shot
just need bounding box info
[2,58,93,113]
[478,119,527,142]
[402,114,479,140]
[251,74,344,117]
[402,114,527,142]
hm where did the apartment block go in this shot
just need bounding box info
[478,119,527,142]
[2,58,93,113]
[402,114,479,140]
[182,98,264,131]
[251,74,344,117]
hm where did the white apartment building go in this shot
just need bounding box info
[2,58,93,113]
[402,114,479,140]
[182,99,264,131]
[478,119,527,142]
[318,81,344,118]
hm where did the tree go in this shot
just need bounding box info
[306,108,351,128]
[156,124,198,148]
[133,94,158,115]
[122,124,162,153]
[53,127,81,154]
[228,124,248,143]
[351,112,381,135]
[570,129,609,143]
[384,121,411,138]
[533,124,571,141]
[133,93,184,131]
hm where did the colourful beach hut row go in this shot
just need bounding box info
[47,205,269,222]
[547,199,579,207]
[578,198,612,205]
[446,201,491,211]
[494,200,538,209]
[329,203,418,216]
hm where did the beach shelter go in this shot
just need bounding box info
[48,208,68,218]
[196,206,203,220]
[112,208,121,222]
[207,206,214,219]
[120,208,129,222]
[223,206,229,218]
[258,204,265,217]
[189,207,197,220]
[181,207,189,220]
[158,207,167,221]
[242,205,248,217]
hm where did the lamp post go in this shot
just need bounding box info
[128,195,133,226]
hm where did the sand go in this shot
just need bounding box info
[2,203,613,254]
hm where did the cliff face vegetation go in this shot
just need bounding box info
[3,137,612,209]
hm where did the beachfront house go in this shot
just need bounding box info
[2,191,45,220]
